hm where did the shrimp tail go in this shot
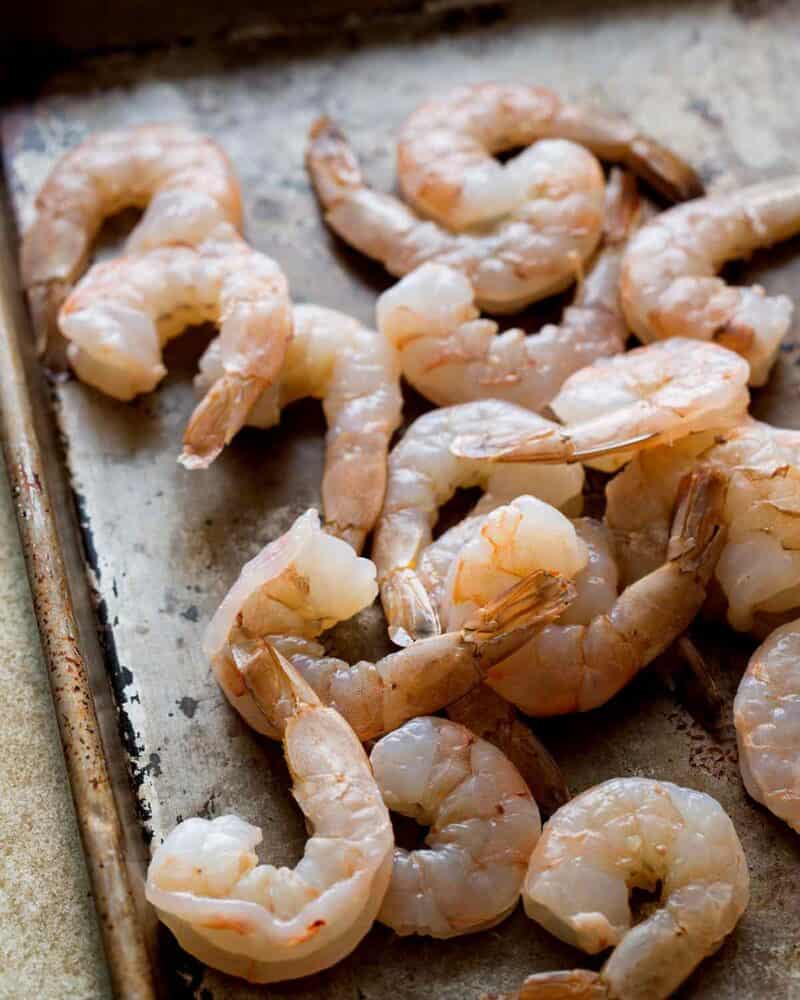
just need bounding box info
[27,282,72,370]
[602,168,642,244]
[306,116,364,210]
[484,969,609,1000]
[382,568,442,647]
[464,569,575,667]
[180,373,265,470]
[623,133,704,203]
[235,638,321,736]
[450,427,656,464]
[667,468,727,576]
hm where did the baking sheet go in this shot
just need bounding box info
[3,2,800,996]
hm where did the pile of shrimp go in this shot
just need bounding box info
[28,79,800,996]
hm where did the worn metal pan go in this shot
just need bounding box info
[2,2,800,997]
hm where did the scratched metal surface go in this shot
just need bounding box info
[3,2,800,997]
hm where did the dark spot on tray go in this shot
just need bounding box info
[686,96,723,128]
[178,696,198,719]
[181,604,200,623]
[147,752,162,778]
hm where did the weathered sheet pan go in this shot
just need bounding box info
[2,2,800,997]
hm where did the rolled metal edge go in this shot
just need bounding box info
[0,183,157,998]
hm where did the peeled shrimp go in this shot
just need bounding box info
[397,83,701,227]
[376,169,641,411]
[370,716,540,938]
[452,338,749,472]
[145,645,393,983]
[20,124,242,365]
[371,399,584,646]
[606,418,800,632]
[307,118,605,314]
[195,304,402,550]
[205,509,574,742]
[485,470,726,716]
[621,177,800,386]
[503,777,749,1000]
[58,233,292,470]
[734,621,800,832]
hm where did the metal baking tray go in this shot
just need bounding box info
[2,3,800,997]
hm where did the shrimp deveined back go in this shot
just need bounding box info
[206,509,575,742]
[20,124,242,365]
[506,777,749,1000]
[621,177,800,386]
[376,169,642,412]
[371,716,541,938]
[58,233,292,470]
[195,303,402,551]
[146,647,393,983]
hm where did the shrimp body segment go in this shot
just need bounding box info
[370,716,541,938]
[196,304,402,550]
[514,778,748,1000]
[146,649,394,983]
[308,117,605,314]
[485,470,726,716]
[397,83,701,228]
[452,338,749,471]
[20,124,242,364]
[206,509,575,742]
[371,400,584,646]
[621,178,800,386]
[734,621,800,831]
[58,235,292,469]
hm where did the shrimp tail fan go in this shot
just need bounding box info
[483,969,609,1000]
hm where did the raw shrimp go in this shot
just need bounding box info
[376,169,641,410]
[307,117,605,314]
[606,418,800,632]
[195,304,402,550]
[621,177,800,386]
[58,233,292,470]
[205,509,574,742]
[734,620,800,832]
[452,338,749,472]
[20,124,242,365]
[397,83,702,227]
[501,778,749,1000]
[146,646,393,983]
[371,399,585,646]
[370,716,541,938]
[485,470,726,716]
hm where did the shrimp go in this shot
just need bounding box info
[307,117,605,314]
[370,716,541,938]
[605,418,800,633]
[145,645,394,983]
[484,470,726,716]
[371,399,585,646]
[396,84,702,227]
[194,304,402,551]
[19,124,242,366]
[496,778,749,1000]
[205,509,575,742]
[57,233,292,470]
[734,620,800,832]
[375,170,642,411]
[452,338,750,472]
[620,177,800,386]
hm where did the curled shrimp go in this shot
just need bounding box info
[495,777,749,1000]
[195,304,402,551]
[145,646,393,983]
[396,83,701,227]
[734,620,800,832]
[58,233,292,470]
[370,716,541,938]
[307,118,605,314]
[606,418,800,632]
[376,169,641,411]
[452,338,750,472]
[371,399,585,647]
[205,509,574,742]
[621,177,800,386]
[20,124,242,366]
[484,470,726,716]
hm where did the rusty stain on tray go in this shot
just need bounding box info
[2,1,800,998]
